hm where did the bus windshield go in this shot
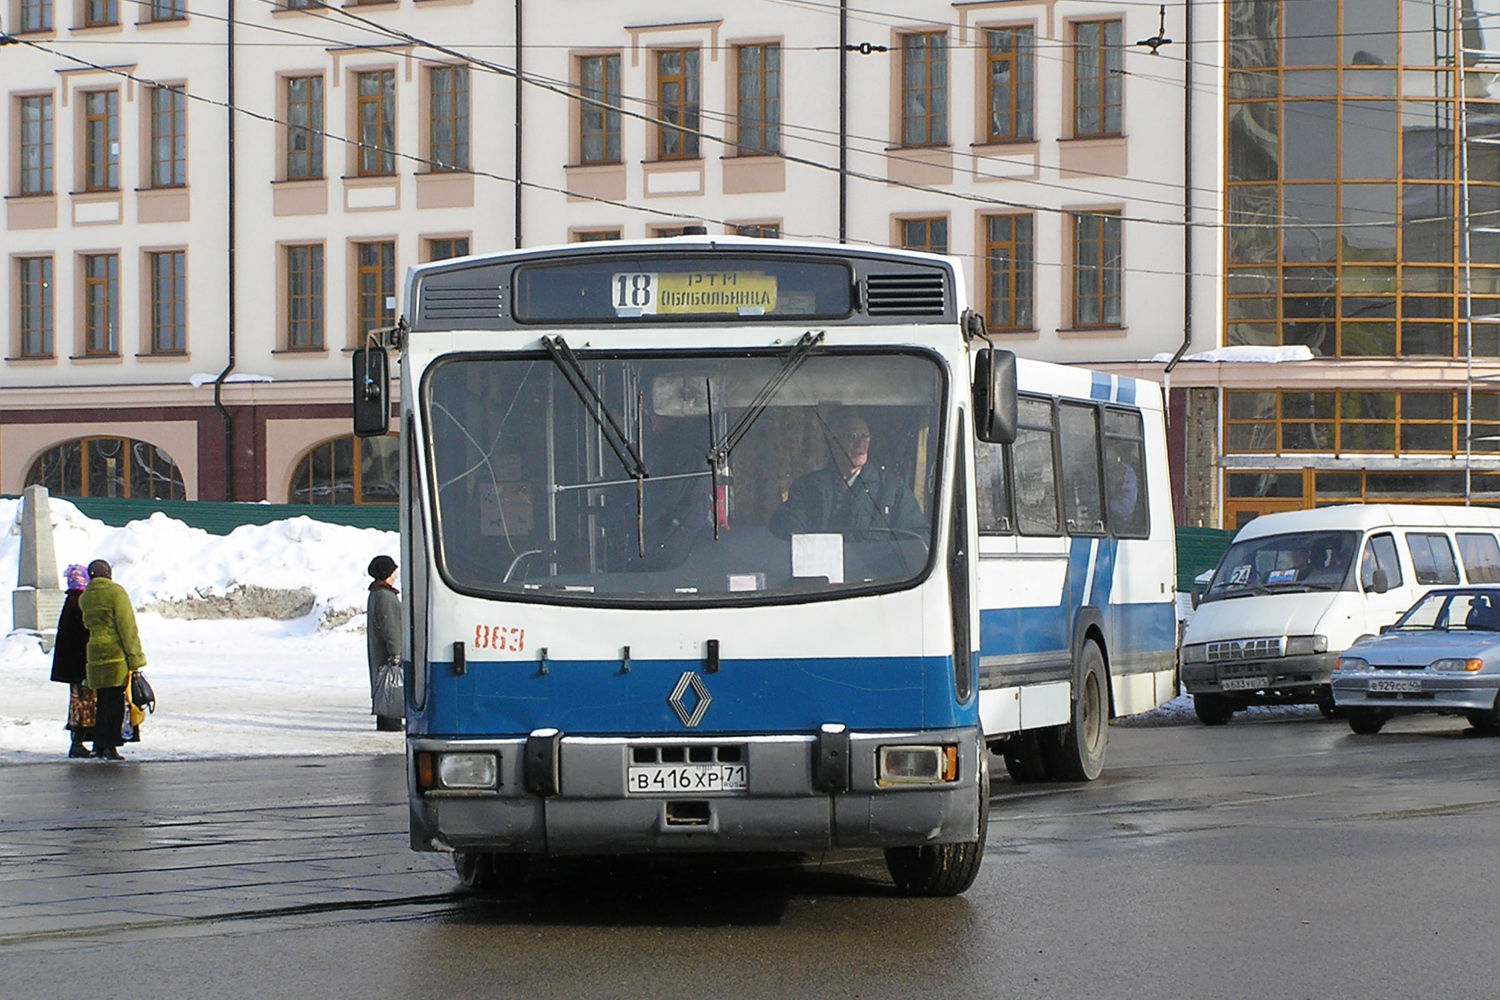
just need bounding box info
[424,349,945,604]
[1202,529,1360,601]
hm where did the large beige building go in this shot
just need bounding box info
[1,1,1221,513]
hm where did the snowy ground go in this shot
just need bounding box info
[0,497,1281,765]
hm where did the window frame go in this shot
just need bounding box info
[1071,210,1122,328]
[19,94,54,196]
[354,240,396,344]
[1072,19,1123,139]
[147,249,187,354]
[427,65,469,172]
[426,236,470,262]
[986,25,1035,143]
[1102,407,1149,539]
[1406,531,1460,585]
[19,0,52,32]
[83,89,120,192]
[285,74,325,181]
[285,243,325,351]
[986,213,1035,331]
[82,252,120,356]
[578,53,623,165]
[900,31,949,148]
[1012,393,1062,536]
[355,68,397,177]
[1360,532,1404,592]
[149,84,187,188]
[900,217,948,255]
[655,48,701,160]
[145,0,186,22]
[18,255,54,359]
[1457,533,1500,583]
[735,42,781,156]
[84,0,118,26]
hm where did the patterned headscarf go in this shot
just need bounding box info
[64,564,90,592]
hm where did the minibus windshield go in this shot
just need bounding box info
[1203,530,1359,602]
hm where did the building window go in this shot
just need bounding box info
[148,250,186,353]
[428,65,468,171]
[150,85,187,187]
[85,0,117,25]
[901,32,948,147]
[356,69,397,176]
[901,217,948,255]
[285,244,324,350]
[573,229,622,242]
[290,435,398,504]
[1072,211,1121,327]
[20,0,51,31]
[83,253,119,355]
[27,437,186,500]
[736,43,780,155]
[579,54,621,164]
[427,237,469,261]
[1223,390,1500,456]
[986,214,1034,329]
[84,90,120,192]
[656,48,700,159]
[356,241,395,341]
[1073,20,1123,138]
[735,223,780,238]
[146,0,185,21]
[286,75,324,180]
[652,225,689,239]
[19,256,54,358]
[987,27,1034,142]
[19,95,53,196]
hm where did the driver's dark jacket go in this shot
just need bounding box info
[768,463,926,538]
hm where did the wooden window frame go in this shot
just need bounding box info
[1224,389,1500,456]
[1071,210,1122,328]
[19,0,52,32]
[986,26,1035,143]
[1073,19,1123,139]
[579,54,622,165]
[19,256,54,358]
[356,69,397,177]
[987,213,1035,330]
[426,236,470,262]
[83,252,119,356]
[428,65,469,172]
[84,0,118,26]
[901,32,949,147]
[84,90,120,192]
[735,42,781,155]
[355,240,396,344]
[901,217,948,255]
[149,85,187,188]
[655,48,701,160]
[19,94,53,196]
[145,0,186,22]
[148,249,186,354]
[285,75,324,180]
[286,244,324,351]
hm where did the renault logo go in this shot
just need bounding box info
[668,672,712,728]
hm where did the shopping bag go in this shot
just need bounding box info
[372,659,404,718]
[129,671,156,714]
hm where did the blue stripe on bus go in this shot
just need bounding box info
[415,654,976,736]
[1116,377,1136,405]
[1090,372,1112,401]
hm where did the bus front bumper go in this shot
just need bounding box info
[407,727,983,855]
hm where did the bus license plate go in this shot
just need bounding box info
[1370,678,1422,693]
[1221,677,1267,691]
[628,763,748,795]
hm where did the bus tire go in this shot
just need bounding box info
[454,850,530,894]
[1002,731,1051,783]
[1040,641,1108,781]
[1193,693,1235,726]
[884,749,989,897]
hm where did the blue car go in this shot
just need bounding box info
[1330,586,1500,735]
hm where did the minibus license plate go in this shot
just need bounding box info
[628,763,748,794]
[1370,678,1422,693]
[1221,677,1267,691]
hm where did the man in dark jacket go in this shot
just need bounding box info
[769,410,926,539]
[366,555,404,731]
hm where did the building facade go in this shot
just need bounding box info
[1,1,1220,510]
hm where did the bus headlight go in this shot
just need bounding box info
[877,745,959,785]
[430,752,499,790]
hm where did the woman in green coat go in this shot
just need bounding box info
[79,559,146,761]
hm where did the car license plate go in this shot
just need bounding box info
[1369,677,1422,694]
[1221,677,1268,691]
[627,763,748,795]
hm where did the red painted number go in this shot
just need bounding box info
[473,625,526,652]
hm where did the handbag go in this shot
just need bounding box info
[129,670,157,714]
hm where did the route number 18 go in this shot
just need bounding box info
[614,272,655,308]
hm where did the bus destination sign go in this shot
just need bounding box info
[612,270,778,317]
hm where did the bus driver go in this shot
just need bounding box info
[769,409,926,539]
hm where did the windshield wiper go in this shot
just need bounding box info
[542,335,648,481]
[703,330,825,537]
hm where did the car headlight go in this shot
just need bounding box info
[1428,658,1485,673]
[1286,635,1329,657]
[1334,656,1370,674]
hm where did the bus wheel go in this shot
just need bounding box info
[1193,693,1235,727]
[1040,642,1108,781]
[454,850,530,894]
[1002,731,1051,783]
[884,750,989,897]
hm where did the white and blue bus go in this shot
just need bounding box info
[353,237,1175,897]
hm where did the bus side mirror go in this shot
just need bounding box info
[352,347,390,438]
[973,348,1017,445]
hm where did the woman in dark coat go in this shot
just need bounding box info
[49,564,94,758]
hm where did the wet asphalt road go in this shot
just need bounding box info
[4,711,1500,1000]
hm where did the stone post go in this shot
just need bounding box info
[12,485,65,643]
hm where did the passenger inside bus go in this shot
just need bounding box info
[768,409,926,539]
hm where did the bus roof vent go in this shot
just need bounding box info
[420,284,504,323]
[864,273,947,316]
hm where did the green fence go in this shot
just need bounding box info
[1176,525,1235,592]
[3,494,399,535]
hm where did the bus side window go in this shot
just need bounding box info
[1103,408,1148,539]
[1407,532,1459,585]
[1013,397,1060,535]
[1058,402,1104,535]
[974,442,1012,533]
[1457,532,1500,583]
[1361,533,1403,592]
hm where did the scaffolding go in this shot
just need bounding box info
[1459,0,1500,501]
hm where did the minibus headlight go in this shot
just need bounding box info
[877,745,958,785]
[1285,635,1328,657]
[437,752,499,790]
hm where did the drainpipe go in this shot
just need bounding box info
[1165,0,1194,376]
[212,0,237,500]
[514,0,523,248]
[839,0,848,243]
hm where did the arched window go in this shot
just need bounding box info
[27,437,186,500]
[289,434,398,504]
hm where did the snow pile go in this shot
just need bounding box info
[1149,345,1315,364]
